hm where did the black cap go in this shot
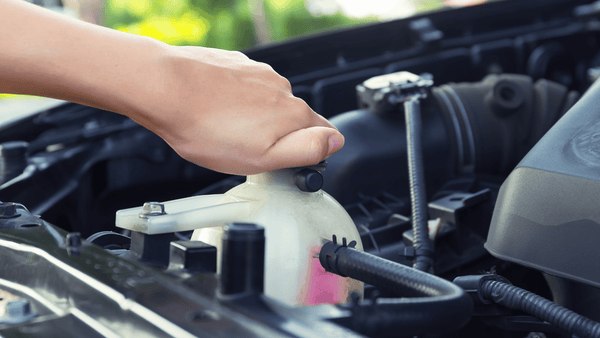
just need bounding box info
[294,169,324,192]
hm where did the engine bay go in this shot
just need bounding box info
[2,0,600,336]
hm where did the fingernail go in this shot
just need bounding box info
[328,133,344,156]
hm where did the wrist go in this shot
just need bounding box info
[120,43,195,139]
[109,38,172,122]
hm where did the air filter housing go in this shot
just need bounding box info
[486,79,600,288]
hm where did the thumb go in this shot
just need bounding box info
[262,127,345,170]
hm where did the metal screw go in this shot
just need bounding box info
[0,202,17,218]
[139,202,166,218]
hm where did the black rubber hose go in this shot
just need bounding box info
[481,280,600,338]
[320,241,473,337]
[403,98,434,272]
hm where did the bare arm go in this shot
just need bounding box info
[0,0,344,175]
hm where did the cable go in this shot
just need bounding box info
[320,241,473,337]
[480,280,600,338]
[403,98,434,272]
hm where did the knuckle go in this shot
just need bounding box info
[265,90,284,107]
[233,51,248,59]
[261,62,274,71]
[282,98,309,122]
[256,62,277,76]
[280,76,292,90]
[292,98,314,117]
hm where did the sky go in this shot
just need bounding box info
[306,0,487,19]
[305,0,417,20]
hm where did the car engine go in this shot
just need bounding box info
[3,0,600,337]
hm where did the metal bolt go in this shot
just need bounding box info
[139,202,166,218]
[0,299,36,324]
[0,202,18,218]
[7,299,31,318]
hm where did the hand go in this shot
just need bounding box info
[0,0,343,176]
[129,46,344,175]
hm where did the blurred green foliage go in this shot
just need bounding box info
[104,0,377,50]
[2,0,378,101]
[2,0,487,100]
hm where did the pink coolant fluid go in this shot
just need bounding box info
[300,245,354,305]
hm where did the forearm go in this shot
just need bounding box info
[0,0,167,116]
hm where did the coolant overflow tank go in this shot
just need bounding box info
[116,165,363,306]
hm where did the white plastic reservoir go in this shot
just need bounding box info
[116,167,363,307]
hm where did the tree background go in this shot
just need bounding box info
[102,0,471,49]
[1,0,489,100]
[103,0,380,50]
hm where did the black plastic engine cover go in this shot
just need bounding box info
[486,79,600,288]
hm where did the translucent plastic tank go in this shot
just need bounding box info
[116,167,363,306]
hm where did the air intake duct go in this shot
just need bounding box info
[322,73,578,206]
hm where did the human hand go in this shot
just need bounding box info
[0,0,342,176]
[128,46,344,175]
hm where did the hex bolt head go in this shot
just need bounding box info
[1,299,37,324]
[7,299,31,317]
[139,202,166,218]
[0,202,18,218]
